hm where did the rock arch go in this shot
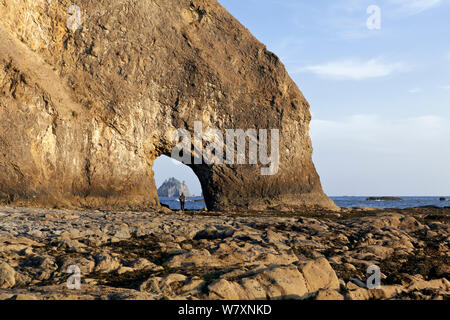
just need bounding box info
[0,0,336,211]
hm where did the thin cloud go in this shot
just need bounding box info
[312,114,448,145]
[310,114,450,195]
[440,85,450,90]
[299,58,408,80]
[311,114,450,161]
[388,0,443,15]
[409,88,422,93]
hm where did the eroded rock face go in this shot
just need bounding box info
[0,0,335,210]
[157,178,191,198]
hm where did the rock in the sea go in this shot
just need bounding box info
[366,197,403,201]
[0,261,16,289]
[157,178,191,198]
[0,0,336,211]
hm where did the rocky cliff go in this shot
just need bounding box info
[0,0,336,211]
[157,178,191,198]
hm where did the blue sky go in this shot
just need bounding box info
[153,0,450,196]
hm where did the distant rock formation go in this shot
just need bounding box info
[0,0,336,211]
[440,197,446,201]
[157,178,191,198]
[366,197,403,201]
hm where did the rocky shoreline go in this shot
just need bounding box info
[0,206,448,300]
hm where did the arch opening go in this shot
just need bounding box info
[153,155,206,211]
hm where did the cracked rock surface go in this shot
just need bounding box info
[0,206,448,300]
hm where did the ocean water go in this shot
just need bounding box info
[331,196,450,209]
[159,196,206,210]
[159,196,450,211]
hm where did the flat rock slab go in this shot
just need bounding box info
[0,206,448,300]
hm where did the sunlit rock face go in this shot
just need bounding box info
[0,0,336,211]
[157,178,191,198]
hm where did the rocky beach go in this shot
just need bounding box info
[0,206,448,300]
[0,0,448,305]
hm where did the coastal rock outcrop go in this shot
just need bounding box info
[0,0,335,211]
[157,178,191,198]
[366,197,403,201]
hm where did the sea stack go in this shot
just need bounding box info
[0,0,336,211]
[157,178,191,198]
[366,197,403,201]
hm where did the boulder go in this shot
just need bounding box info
[244,265,309,299]
[207,279,246,300]
[299,258,340,292]
[346,288,371,300]
[407,278,450,292]
[206,261,340,300]
[140,274,187,295]
[94,253,121,273]
[0,261,16,289]
[314,289,345,300]
[363,245,394,259]
[207,265,309,300]
[378,285,405,299]
[193,227,235,240]
[59,257,96,275]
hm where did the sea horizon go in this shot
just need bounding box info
[159,195,450,211]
